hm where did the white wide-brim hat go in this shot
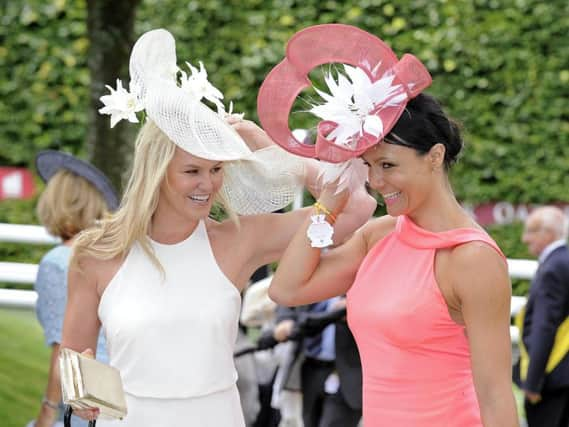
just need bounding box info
[127,29,304,214]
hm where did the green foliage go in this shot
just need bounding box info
[134,0,569,206]
[1,0,567,279]
[139,0,569,273]
[0,0,89,164]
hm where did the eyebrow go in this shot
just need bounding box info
[183,162,223,168]
[362,155,391,162]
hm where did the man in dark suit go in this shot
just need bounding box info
[273,298,362,427]
[514,206,569,426]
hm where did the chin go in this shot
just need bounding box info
[178,206,210,223]
[190,208,211,221]
[385,204,406,217]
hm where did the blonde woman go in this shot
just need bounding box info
[30,151,118,427]
[61,29,375,426]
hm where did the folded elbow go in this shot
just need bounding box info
[268,284,295,307]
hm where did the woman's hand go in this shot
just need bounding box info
[317,182,350,219]
[273,319,295,342]
[229,119,274,151]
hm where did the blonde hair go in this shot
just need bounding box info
[72,120,238,271]
[36,170,109,240]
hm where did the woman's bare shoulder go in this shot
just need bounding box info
[205,216,243,239]
[71,253,126,296]
[73,251,124,271]
[362,215,398,250]
[449,241,510,300]
[450,240,506,270]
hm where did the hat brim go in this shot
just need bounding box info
[35,150,119,211]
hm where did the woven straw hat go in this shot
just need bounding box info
[101,29,304,214]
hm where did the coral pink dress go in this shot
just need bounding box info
[347,215,505,426]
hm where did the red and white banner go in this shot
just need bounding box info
[0,167,36,200]
[464,202,569,226]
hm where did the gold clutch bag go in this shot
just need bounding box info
[59,348,128,419]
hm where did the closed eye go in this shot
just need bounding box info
[212,166,223,174]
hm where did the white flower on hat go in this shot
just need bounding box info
[180,61,225,112]
[310,64,407,147]
[99,79,144,128]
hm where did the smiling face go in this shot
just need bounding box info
[158,147,224,223]
[361,142,444,217]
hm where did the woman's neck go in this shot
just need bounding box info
[408,184,472,232]
[149,208,200,244]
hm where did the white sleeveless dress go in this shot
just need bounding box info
[96,221,245,427]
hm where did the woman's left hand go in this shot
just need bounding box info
[229,119,274,151]
[317,182,350,218]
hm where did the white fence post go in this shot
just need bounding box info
[0,223,60,245]
[0,223,534,329]
[0,262,38,284]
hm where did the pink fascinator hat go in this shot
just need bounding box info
[258,24,432,163]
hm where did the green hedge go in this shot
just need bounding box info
[1,0,567,295]
[0,1,89,164]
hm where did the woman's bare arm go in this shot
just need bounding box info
[240,182,375,277]
[61,258,101,354]
[451,243,519,427]
[269,215,395,306]
[33,343,62,427]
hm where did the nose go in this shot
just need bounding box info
[368,167,384,191]
[197,172,214,192]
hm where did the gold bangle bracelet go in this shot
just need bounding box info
[314,201,337,223]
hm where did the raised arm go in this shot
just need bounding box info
[240,182,375,276]
[452,243,519,427]
[231,118,375,291]
[269,213,396,306]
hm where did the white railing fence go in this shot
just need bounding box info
[0,223,533,318]
[0,223,61,245]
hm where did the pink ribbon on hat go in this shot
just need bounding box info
[257,24,432,163]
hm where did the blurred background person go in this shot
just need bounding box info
[515,206,569,427]
[27,150,118,427]
[272,297,362,427]
[239,267,282,427]
[235,324,261,427]
[235,266,273,426]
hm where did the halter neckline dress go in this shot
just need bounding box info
[347,215,505,426]
[97,220,245,426]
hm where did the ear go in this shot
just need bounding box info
[428,143,446,170]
